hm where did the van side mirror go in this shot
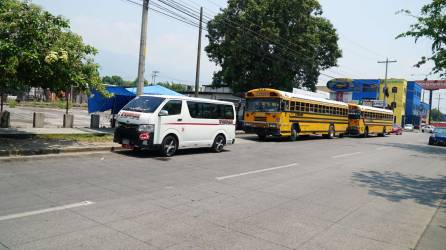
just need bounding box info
[159,110,169,116]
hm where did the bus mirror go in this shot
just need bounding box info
[159,110,169,116]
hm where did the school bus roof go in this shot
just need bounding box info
[247,88,348,107]
[349,103,394,114]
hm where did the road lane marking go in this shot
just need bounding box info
[331,152,362,159]
[216,163,298,180]
[0,201,94,222]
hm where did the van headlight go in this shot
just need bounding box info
[138,124,155,132]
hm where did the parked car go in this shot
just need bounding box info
[404,124,414,131]
[391,124,403,135]
[429,127,446,146]
[421,125,435,133]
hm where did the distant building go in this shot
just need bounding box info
[326,79,382,106]
[405,81,423,126]
[378,79,407,125]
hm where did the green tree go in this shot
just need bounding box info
[431,108,444,121]
[397,1,446,77]
[157,82,188,92]
[102,75,126,86]
[0,0,104,111]
[205,0,341,93]
[132,78,148,86]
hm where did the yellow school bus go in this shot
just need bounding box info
[347,104,394,137]
[244,88,349,140]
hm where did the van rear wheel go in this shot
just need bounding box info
[160,135,178,157]
[212,134,226,153]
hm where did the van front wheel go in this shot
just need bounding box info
[160,135,178,157]
[212,134,226,153]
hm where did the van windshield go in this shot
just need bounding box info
[122,96,165,113]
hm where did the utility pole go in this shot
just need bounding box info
[429,90,433,124]
[194,7,203,97]
[137,0,150,96]
[378,58,397,109]
[152,70,159,85]
[438,93,442,111]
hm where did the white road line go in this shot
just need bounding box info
[216,163,298,181]
[331,152,362,159]
[0,201,94,222]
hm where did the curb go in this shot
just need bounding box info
[0,132,113,139]
[0,146,121,158]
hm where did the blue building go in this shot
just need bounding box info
[327,79,381,105]
[352,79,381,101]
[405,81,423,126]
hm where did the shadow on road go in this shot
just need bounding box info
[372,142,446,156]
[352,170,446,207]
[239,134,330,143]
[114,147,227,160]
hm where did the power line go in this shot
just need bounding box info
[119,0,340,82]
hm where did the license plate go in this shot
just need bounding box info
[122,139,129,145]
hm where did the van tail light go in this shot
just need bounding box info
[139,132,150,141]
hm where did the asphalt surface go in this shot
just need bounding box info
[0,132,445,249]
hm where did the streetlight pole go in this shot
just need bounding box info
[137,0,150,96]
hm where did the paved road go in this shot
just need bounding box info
[0,133,445,249]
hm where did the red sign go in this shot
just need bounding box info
[415,80,446,90]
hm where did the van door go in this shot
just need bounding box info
[183,101,214,146]
[157,100,184,146]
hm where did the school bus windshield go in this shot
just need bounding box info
[246,98,280,112]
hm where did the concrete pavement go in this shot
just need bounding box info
[0,133,445,249]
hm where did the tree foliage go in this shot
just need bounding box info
[431,108,445,121]
[157,82,188,92]
[0,0,104,108]
[397,0,446,77]
[102,75,133,87]
[205,0,341,93]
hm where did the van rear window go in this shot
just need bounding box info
[187,102,234,119]
[122,96,165,113]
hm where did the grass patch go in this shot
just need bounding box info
[7,99,17,108]
[36,134,114,143]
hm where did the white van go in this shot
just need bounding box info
[114,95,236,156]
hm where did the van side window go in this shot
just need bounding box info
[223,105,234,119]
[187,101,234,119]
[162,100,182,116]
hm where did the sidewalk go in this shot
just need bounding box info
[0,128,118,157]
[0,127,113,138]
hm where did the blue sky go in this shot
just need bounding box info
[31,0,445,112]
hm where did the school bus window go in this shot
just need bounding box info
[304,103,309,112]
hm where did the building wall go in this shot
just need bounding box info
[405,81,422,126]
[379,79,407,126]
[352,79,381,101]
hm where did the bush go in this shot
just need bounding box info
[7,99,17,108]
[57,100,72,109]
